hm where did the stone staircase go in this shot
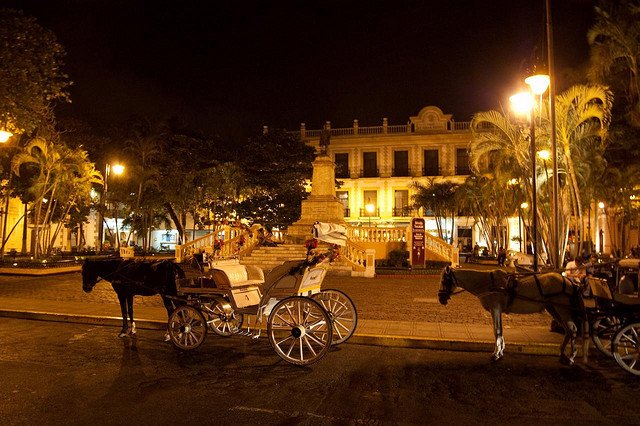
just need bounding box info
[239,244,353,276]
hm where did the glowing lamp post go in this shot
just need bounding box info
[365,203,375,228]
[0,130,12,143]
[511,73,549,271]
[99,163,125,251]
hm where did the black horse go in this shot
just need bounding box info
[82,258,185,338]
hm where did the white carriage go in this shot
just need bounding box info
[167,223,358,365]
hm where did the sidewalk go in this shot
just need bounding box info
[0,265,566,357]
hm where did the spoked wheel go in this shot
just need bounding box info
[203,298,244,336]
[611,322,640,376]
[267,296,332,365]
[168,305,207,350]
[591,316,620,357]
[311,289,357,345]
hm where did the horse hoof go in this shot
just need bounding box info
[491,354,503,362]
[559,355,574,366]
[118,332,127,338]
[164,333,171,342]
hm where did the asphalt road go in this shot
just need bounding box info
[1,318,639,425]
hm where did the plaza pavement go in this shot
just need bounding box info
[0,262,571,358]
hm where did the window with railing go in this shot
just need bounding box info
[335,153,350,178]
[423,149,439,176]
[392,207,413,217]
[456,148,471,175]
[392,150,409,176]
[359,168,379,178]
[362,152,378,177]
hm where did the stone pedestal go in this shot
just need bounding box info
[287,155,345,243]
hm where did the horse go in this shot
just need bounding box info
[82,258,185,338]
[439,266,582,365]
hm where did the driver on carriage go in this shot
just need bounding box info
[564,256,590,285]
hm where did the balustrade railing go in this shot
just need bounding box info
[175,224,260,263]
[424,232,459,266]
[293,120,477,140]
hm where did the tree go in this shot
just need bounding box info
[11,136,102,257]
[587,0,640,127]
[470,84,612,265]
[412,179,458,244]
[235,130,315,230]
[0,9,70,135]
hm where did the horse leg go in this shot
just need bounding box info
[490,308,505,362]
[547,306,577,365]
[161,296,175,342]
[127,294,136,336]
[116,293,129,338]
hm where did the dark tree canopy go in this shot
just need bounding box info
[0,9,71,135]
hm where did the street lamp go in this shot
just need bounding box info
[0,130,12,143]
[365,202,375,228]
[510,73,549,272]
[98,162,125,251]
[520,202,529,253]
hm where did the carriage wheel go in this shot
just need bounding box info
[591,316,620,358]
[203,298,244,337]
[267,296,332,365]
[168,305,207,350]
[611,322,640,376]
[311,289,357,345]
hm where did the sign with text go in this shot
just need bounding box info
[411,218,425,267]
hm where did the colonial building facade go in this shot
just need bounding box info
[294,106,479,252]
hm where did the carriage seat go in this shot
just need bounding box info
[209,264,264,290]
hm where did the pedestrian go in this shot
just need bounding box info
[497,246,507,266]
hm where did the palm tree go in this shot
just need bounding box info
[469,84,612,266]
[11,137,102,257]
[587,0,640,127]
[412,179,458,243]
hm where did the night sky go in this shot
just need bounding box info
[5,0,596,139]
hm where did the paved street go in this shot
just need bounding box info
[1,318,639,425]
[0,267,552,327]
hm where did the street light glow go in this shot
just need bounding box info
[509,92,533,115]
[537,150,550,161]
[598,201,605,209]
[521,202,529,209]
[0,130,13,143]
[524,74,550,95]
[111,164,125,175]
[365,203,375,214]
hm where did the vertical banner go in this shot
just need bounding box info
[411,218,425,267]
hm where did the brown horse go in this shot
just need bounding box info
[82,258,185,338]
[439,266,582,364]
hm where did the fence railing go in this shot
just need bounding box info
[175,224,260,263]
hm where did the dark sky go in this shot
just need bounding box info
[5,0,596,138]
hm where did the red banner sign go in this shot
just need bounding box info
[411,218,425,267]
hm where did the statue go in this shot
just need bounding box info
[319,128,331,155]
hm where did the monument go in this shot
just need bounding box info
[287,133,345,243]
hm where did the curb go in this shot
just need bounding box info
[0,309,561,356]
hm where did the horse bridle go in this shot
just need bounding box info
[438,266,464,304]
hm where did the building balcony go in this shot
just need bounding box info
[392,167,411,177]
[422,166,441,176]
[359,168,379,178]
[392,207,414,217]
[359,207,380,217]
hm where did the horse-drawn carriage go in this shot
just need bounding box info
[82,223,357,366]
[439,257,640,376]
[168,256,357,365]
